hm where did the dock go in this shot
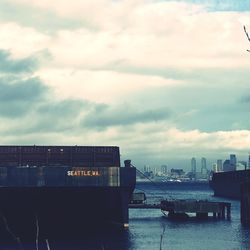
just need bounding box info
[129,199,231,220]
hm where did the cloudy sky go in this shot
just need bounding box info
[1,0,250,170]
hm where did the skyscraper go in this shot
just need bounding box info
[212,163,218,172]
[201,157,207,175]
[217,159,223,172]
[191,157,196,180]
[223,159,231,171]
[230,154,237,171]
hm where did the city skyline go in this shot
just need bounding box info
[0,1,250,168]
[138,153,250,172]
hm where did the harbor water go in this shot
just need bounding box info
[1,182,250,250]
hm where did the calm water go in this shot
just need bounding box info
[2,182,250,250]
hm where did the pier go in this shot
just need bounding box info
[129,199,231,220]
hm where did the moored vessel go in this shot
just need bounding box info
[209,169,250,199]
[0,145,136,239]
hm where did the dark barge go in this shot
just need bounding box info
[209,169,250,199]
[0,145,136,239]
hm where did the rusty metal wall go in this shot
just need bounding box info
[0,146,120,168]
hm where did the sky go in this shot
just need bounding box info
[0,0,250,170]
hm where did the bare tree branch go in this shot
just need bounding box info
[244,26,250,41]
[243,26,250,52]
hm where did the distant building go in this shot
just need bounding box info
[191,157,196,180]
[222,154,237,172]
[248,155,250,168]
[161,165,168,175]
[212,163,218,172]
[230,154,237,170]
[223,159,234,172]
[217,160,223,172]
[201,157,207,175]
[237,161,247,171]
[170,168,184,177]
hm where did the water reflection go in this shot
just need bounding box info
[238,225,250,250]
[0,224,134,250]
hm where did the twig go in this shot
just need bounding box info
[244,26,250,52]
[35,213,39,250]
[45,239,51,250]
[244,25,250,41]
[0,212,23,250]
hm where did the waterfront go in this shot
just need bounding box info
[129,182,250,250]
[1,182,250,250]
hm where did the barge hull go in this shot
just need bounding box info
[0,186,133,238]
[210,169,250,199]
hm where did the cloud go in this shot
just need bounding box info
[0,50,38,73]
[0,77,47,117]
[82,105,171,129]
[0,1,249,168]
[0,50,47,117]
[0,22,50,58]
[37,68,181,103]
[0,0,86,33]
[2,1,250,70]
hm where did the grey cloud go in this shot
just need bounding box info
[82,105,170,129]
[1,97,96,134]
[0,50,39,74]
[27,99,92,133]
[37,99,89,117]
[0,49,104,132]
[0,77,47,118]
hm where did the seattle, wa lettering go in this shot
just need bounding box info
[67,170,101,177]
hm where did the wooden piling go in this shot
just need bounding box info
[222,206,225,219]
[241,182,250,226]
[226,203,231,220]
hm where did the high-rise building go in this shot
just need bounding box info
[217,160,223,172]
[223,160,231,171]
[161,165,168,175]
[201,157,207,175]
[248,155,250,168]
[230,154,237,170]
[212,163,218,172]
[191,157,196,179]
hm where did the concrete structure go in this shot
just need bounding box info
[161,200,231,220]
[129,199,231,220]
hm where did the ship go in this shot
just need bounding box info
[209,169,250,199]
[0,145,136,239]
